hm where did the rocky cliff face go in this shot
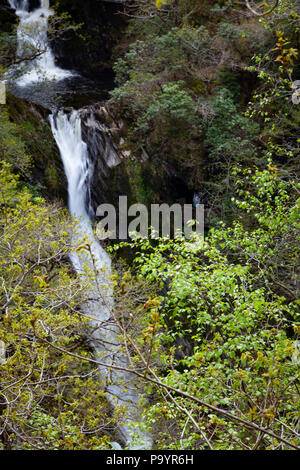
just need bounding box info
[80,103,131,213]
[6,93,68,201]
[52,0,126,81]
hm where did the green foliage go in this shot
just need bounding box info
[0,0,299,452]
[204,89,259,183]
[0,164,115,449]
[0,33,17,73]
[190,87,260,221]
[0,108,31,174]
[218,68,241,100]
[135,81,198,134]
[112,73,200,161]
[115,164,299,449]
[204,88,259,167]
[111,26,216,163]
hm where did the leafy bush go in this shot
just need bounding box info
[204,88,259,168]
[0,164,115,449]
[0,108,31,173]
[114,164,299,450]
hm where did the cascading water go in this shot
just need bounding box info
[8,0,152,449]
[8,0,72,86]
[49,110,153,449]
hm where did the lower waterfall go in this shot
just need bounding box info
[50,110,153,450]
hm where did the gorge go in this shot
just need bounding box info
[1,0,299,452]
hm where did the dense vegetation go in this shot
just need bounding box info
[0,0,299,450]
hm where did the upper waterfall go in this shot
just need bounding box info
[8,0,72,86]
[8,0,29,10]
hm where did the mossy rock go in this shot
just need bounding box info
[6,93,67,201]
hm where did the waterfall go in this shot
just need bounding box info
[8,0,28,10]
[8,0,72,86]
[8,0,152,450]
[50,110,153,450]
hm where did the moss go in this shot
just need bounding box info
[187,77,208,95]
[125,159,155,207]
[6,93,67,201]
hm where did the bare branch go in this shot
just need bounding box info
[245,0,279,17]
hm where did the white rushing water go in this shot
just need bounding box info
[50,110,153,450]
[8,0,72,86]
[9,0,152,449]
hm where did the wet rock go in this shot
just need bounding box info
[174,336,193,361]
[79,103,131,212]
[6,93,67,201]
[51,0,126,80]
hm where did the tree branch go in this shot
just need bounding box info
[245,0,279,17]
